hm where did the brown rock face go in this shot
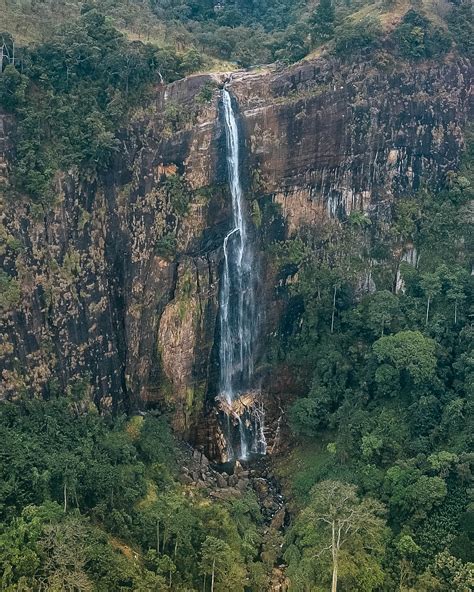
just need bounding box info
[0,53,471,440]
[0,73,227,427]
[229,55,470,227]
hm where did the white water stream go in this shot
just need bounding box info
[219,88,266,460]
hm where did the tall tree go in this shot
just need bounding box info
[199,536,238,592]
[311,0,335,44]
[420,272,442,326]
[299,480,386,592]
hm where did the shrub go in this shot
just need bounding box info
[333,17,380,56]
[394,10,451,59]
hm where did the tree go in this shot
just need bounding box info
[197,534,246,592]
[311,0,335,44]
[0,503,63,590]
[289,389,330,437]
[420,272,441,326]
[384,464,447,522]
[199,536,233,592]
[39,516,93,591]
[372,331,437,397]
[395,534,422,591]
[298,480,386,592]
[422,551,474,591]
[365,290,400,336]
[445,268,468,325]
[0,64,27,110]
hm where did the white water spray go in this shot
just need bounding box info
[218,88,266,460]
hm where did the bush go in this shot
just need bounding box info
[394,10,451,59]
[333,17,380,56]
[0,65,27,111]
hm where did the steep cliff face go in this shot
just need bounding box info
[0,53,471,441]
[1,73,228,434]
[229,55,470,229]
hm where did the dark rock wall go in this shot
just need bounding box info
[0,54,471,440]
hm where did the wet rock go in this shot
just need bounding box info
[179,474,194,485]
[228,474,239,487]
[216,473,228,488]
[236,478,249,491]
[263,498,278,511]
[210,488,242,500]
[253,478,269,498]
[270,506,286,530]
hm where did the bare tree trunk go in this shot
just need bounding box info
[454,300,457,325]
[156,519,160,553]
[211,558,216,592]
[331,522,338,592]
[63,482,67,513]
[331,285,337,333]
[331,560,338,592]
[425,296,431,326]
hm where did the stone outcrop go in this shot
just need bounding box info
[229,55,470,228]
[0,75,227,431]
[0,51,471,440]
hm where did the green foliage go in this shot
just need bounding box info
[447,0,474,58]
[0,64,27,110]
[4,10,198,205]
[372,330,437,395]
[393,10,451,59]
[155,233,177,259]
[289,390,330,437]
[311,0,335,45]
[199,535,246,591]
[196,80,217,103]
[333,17,380,56]
[0,270,21,311]
[274,139,473,589]
[164,174,191,216]
[0,399,269,590]
[286,480,387,591]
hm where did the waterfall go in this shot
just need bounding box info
[218,88,266,460]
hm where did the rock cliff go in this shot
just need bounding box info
[0,52,471,447]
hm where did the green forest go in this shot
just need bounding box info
[270,137,474,590]
[1,0,473,590]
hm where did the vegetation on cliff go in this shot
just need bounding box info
[270,135,474,590]
[1,8,203,205]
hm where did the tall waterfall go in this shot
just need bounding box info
[218,88,266,460]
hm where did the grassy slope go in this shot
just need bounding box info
[2,0,453,55]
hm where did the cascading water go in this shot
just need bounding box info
[218,88,267,461]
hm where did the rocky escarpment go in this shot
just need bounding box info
[0,52,471,447]
[0,73,229,436]
[229,55,471,230]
